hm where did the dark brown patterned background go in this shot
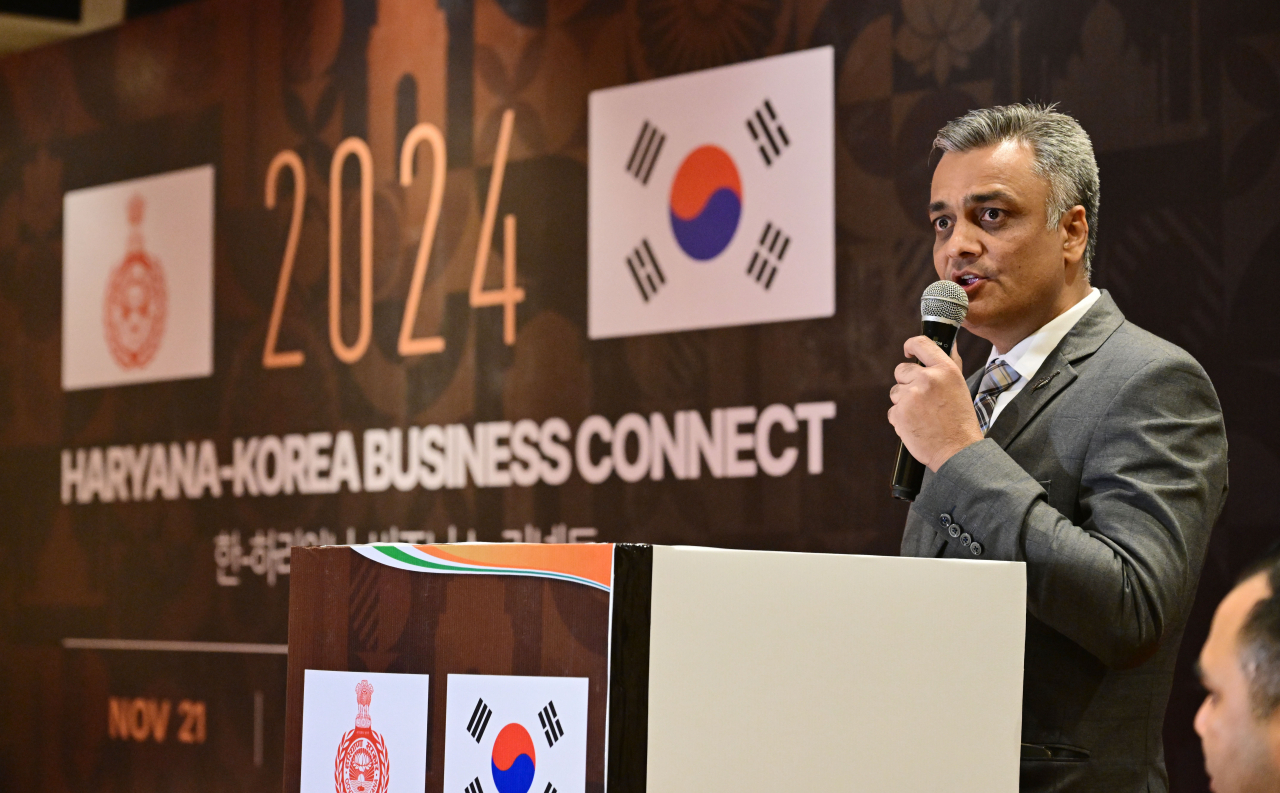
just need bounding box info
[0,0,1276,790]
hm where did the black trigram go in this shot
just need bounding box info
[538,700,565,747]
[543,784,558,793]
[626,120,666,185]
[626,239,665,302]
[746,99,790,166]
[467,698,493,743]
[747,222,790,290]
[466,777,485,793]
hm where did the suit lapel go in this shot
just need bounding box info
[984,290,1127,449]
[986,355,1076,448]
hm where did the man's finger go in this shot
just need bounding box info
[894,362,922,384]
[904,335,954,369]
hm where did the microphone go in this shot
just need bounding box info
[891,280,969,501]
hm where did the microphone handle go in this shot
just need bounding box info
[891,319,962,502]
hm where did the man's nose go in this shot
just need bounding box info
[946,219,983,262]
[1192,695,1210,738]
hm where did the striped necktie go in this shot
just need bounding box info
[974,359,1021,434]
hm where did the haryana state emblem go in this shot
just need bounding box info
[334,679,389,793]
[103,193,167,369]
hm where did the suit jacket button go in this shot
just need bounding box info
[970,542,983,556]
[940,513,953,528]
[948,524,961,538]
[959,532,972,546]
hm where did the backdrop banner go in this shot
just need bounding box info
[0,1,1275,791]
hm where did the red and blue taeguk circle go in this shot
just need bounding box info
[669,145,742,261]
[491,723,536,793]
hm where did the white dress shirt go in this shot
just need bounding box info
[982,288,1101,428]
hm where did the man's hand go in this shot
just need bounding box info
[888,336,985,472]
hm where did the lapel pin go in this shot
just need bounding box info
[1032,371,1060,391]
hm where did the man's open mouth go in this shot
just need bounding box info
[955,273,985,288]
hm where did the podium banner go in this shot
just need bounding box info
[284,543,648,793]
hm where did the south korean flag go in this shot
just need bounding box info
[588,47,835,339]
[443,675,589,793]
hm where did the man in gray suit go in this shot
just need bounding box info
[889,103,1228,792]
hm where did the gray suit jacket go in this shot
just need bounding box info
[901,291,1228,793]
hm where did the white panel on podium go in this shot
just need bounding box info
[645,547,1025,792]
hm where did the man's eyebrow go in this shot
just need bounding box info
[928,190,1016,214]
[966,190,1015,205]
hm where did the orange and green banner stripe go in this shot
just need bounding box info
[352,542,614,591]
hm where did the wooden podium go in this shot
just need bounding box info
[283,543,1025,792]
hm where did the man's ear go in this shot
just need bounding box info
[1060,205,1089,270]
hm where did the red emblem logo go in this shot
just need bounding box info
[334,679,389,793]
[103,194,167,369]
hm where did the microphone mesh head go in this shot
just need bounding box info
[920,280,969,325]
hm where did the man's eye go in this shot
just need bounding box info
[933,217,950,231]
[981,208,1002,222]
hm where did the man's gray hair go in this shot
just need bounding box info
[1240,555,1280,719]
[933,103,1100,279]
